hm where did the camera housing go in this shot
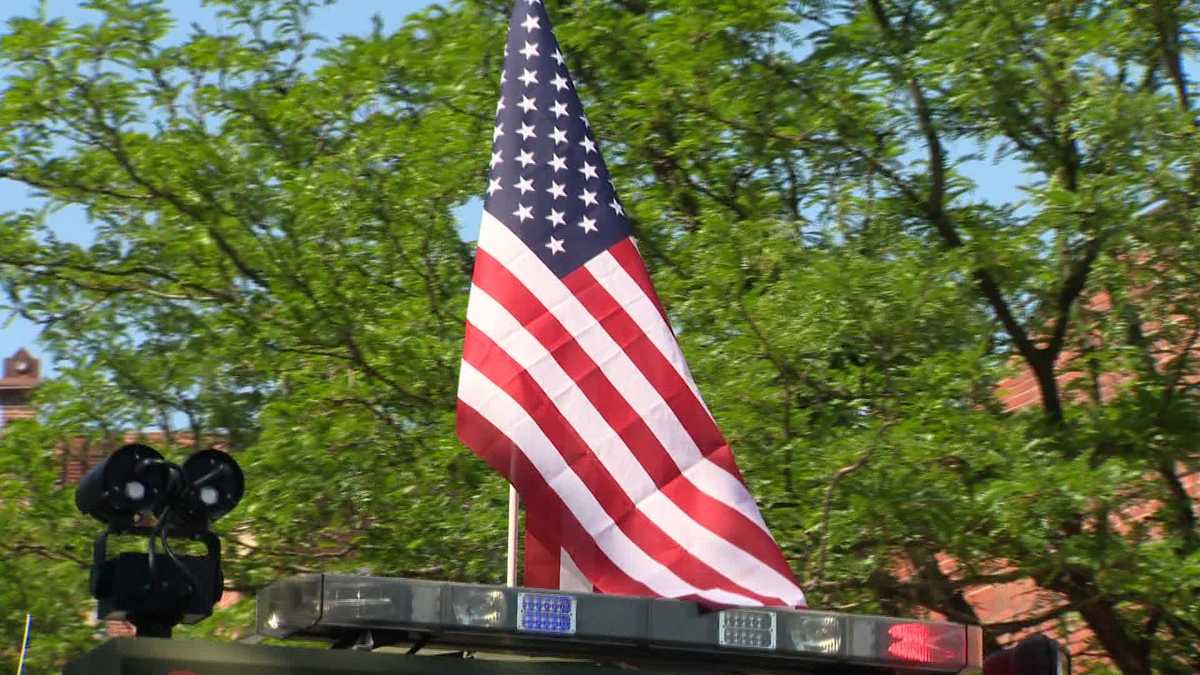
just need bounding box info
[76,443,242,637]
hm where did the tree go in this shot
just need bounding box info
[0,0,1197,673]
[0,1,504,670]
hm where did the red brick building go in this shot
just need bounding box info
[974,309,1200,666]
[0,347,40,426]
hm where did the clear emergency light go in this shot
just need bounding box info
[258,575,984,673]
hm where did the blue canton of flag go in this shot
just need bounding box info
[485,0,630,279]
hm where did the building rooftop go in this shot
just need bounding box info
[0,347,41,389]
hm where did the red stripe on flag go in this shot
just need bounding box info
[469,249,800,601]
[457,400,658,598]
[471,250,681,489]
[562,264,799,585]
[608,238,669,324]
[563,263,737,476]
[523,502,562,589]
[463,324,787,605]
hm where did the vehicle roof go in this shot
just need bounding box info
[65,638,930,675]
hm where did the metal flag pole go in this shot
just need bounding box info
[505,484,519,587]
[16,613,31,675]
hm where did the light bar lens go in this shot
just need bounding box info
[787,615,841,655]
[325,580,395,620]
[849,617,966,669]
[967,624,984,668]
[256,574,322,637]
[886,622,963,666]
[322,576,443,628]
[718,609,776,650]
[451,589,507,628]
[517,592,576,635]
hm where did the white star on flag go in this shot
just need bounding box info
[521,14,541,31]
[579,162,598,180]
[551,100,569,118]
[550,127,568,144]
[551,74,569,92]
[579,189,598,207]
[548,154,567,172]
[547,208,566,227]
[512,203,533,221]
[578,215,597,233]
[517,122,537,140]
[521,41,540,59]
[546,181,566,199]
[515,176,535,194]
[487,177,503,195]
[517,149,535,167]
[519,95,538,113]
[580,136,597,154]
[519,68,539,86]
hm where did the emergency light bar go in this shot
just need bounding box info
[258,575,983,673]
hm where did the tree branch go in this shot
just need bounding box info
[1047,233,1108,360]
[865,0,1061,420]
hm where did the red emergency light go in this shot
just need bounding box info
[885,622,965,667]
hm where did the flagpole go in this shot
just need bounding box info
[16,613,31,675]
[505,484,519,587]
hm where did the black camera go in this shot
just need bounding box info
[76,443,243,637]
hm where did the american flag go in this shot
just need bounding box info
[456,0,806,608]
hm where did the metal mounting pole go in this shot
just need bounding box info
[16,613,31,675]
[505,484,519,587]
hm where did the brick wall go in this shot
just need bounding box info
[955,472,1200,664]
[974,307,1200,666]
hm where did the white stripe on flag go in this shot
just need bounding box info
[477,211,769,533]
[559,549,592,593]
[583,250,710,416]
[458,360,762,607]
[465,283,805,602]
